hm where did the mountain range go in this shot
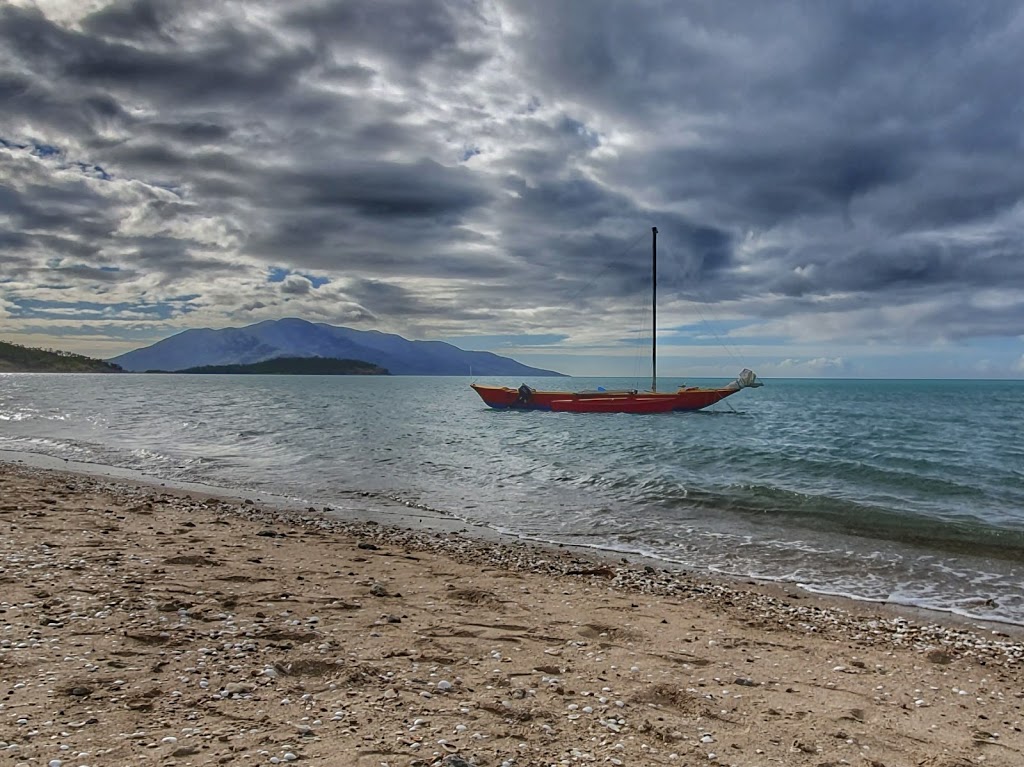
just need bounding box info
[109,318,565,376]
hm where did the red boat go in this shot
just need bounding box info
[470,227,762,414]
[471,377,758,413]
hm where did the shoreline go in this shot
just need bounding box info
[1,459,1023,766]
[4,448,1023,639]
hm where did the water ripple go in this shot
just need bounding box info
[2,373,1023,625]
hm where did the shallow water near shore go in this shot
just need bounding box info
[2,372,1022,625]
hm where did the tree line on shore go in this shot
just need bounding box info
[0,340,124,373]
[0,340,386,375]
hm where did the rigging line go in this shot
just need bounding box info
[689,286,744,363]
[630,296,651,391]
[561,230,649,308]
[651,242,742,370]
[558,230,650,389]
[691,302,742,363]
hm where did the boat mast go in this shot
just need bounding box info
[651,226,658,393]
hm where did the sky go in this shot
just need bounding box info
[2,0,1024,379]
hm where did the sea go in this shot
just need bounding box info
[2,373,1023,627]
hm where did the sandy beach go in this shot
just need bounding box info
[1,461,1022,767]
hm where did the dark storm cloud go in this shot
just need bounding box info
[493,172,732,307]
[248,209,513,281]
[50,264,136,283]
[503,1,1024,301]
[346,277,497,322]
[33,233,103,261]
[506,1,1023,128]
[145,121,233,144]
[121,237,238,282]
[101,142,247,177]
[0,230,32,252]
[283,159,492,219]
[284,0,491,76]
[0,71,31,101]
[0,4,315,105]
[777,237,1024,298]
[81,0,176,42]
[0,251,34,280]
[1,0,1023,367]
[1,167,116,242]
[623,134,920,233]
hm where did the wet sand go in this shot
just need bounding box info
[1,461,1022,767]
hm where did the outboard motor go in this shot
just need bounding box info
[728,369,763,390]
[514,383,534,405]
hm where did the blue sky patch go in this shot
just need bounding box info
[267,266,329,288]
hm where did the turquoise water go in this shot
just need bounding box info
[2,373,1023,625]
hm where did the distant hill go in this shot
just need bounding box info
[0,340,124,373]
[110,318,565,376]
[161,356,389,375]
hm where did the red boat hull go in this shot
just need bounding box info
[551,395,680,413]
[470,384,738,413]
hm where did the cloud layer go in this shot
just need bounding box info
[2,0,1023,376]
